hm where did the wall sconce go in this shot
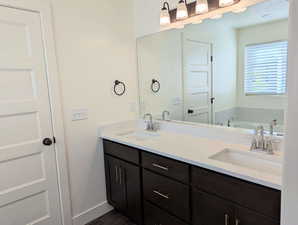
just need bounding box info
[176,0,188,20]
[160,2,171,25]
[219,0,235,7]
[196,0,209,14]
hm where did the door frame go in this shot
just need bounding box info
[181,33,215,124]
[0,1,72,225]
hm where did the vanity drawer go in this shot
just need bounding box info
[143,169,190,222]
[142,151,189,183]
[103,140,139,164]
[192,166,281,220]
[144,201,189,225]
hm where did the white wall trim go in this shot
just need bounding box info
[281,0,298,224]
[72,201,113,225]
[0,1,72,225]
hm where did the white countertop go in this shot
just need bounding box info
[99,120,282,190]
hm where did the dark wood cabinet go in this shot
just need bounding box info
[104,155,142,224]
[193,190,234,225]
[193,190,280,225]
[143,169,190,222]
[191,166,281,220]
[144,201,189,225]
[105,156,126,211]
[142,151,189,183]
[235,206,280,225]
[103,139,281,225]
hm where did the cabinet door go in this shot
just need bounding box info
[105,155,126,211]
[193,190,234,225]
[122,160,142,225]
[235,206,280,225]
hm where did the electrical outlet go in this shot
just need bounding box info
[72,109,88,121]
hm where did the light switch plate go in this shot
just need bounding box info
[72,109,88,121]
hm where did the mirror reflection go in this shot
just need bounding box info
[137,0,288,134]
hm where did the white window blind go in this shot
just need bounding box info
[244,41,288,95]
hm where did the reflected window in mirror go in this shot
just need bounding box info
[244,41,288,96]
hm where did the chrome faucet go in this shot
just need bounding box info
[162,110,170,121]
[250,125,274,154]
[270,119,277,135]
[143,113,154,131]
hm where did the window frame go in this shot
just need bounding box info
[244,40,288,96]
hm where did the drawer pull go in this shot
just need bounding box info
[235,219,240,225]
[153,190,169,199]
[152,163,169,171]
[225,214,229,225]
[119,167,122,185]
[115,166,118,183]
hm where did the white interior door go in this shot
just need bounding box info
[0,6,62,225]
[183,38,212,124]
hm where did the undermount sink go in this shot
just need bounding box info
[209,149,282,176]
[116,130,160,141]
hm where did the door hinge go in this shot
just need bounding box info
[53,136,56,144]
[211,97,215,104]
[211,56,213,62]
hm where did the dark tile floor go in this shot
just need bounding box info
[86,210,136,225]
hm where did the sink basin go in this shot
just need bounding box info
[117,130,160,141]
[209,149,282,176]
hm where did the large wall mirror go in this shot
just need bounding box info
[137,0,289,134]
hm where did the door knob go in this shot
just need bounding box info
[188,109,194,114]
[43,138,53,146]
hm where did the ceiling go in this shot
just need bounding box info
[224,0,289,28]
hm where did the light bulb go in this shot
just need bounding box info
[196,0,208,14]
[176,0,188,20]
[160,9,170,25]
[160,2,171,25]
[219,0,234,7]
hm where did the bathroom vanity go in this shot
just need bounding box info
[100,121,282,225]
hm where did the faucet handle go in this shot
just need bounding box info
[265,137,274,155]
[250,136,258,151]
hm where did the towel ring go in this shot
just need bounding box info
[151,79,160,93]
[114,80,126,96]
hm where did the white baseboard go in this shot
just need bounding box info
[72,201,113,225]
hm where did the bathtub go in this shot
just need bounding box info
[230,120,284,134]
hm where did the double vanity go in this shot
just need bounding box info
[99,120,282,225]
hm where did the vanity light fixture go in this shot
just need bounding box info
[219,0,235,7]
[196,0,209,14]
[232,7,247,13]
[176,0,188,20]
[160,2,171,25]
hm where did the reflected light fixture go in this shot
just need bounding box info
[192,20,203,24]
[219,0,235,7]
[210,14,223,19]
[233,7,247,13]
[196,0,209,14]
[160,2,171,25]
[176,0,188,20]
